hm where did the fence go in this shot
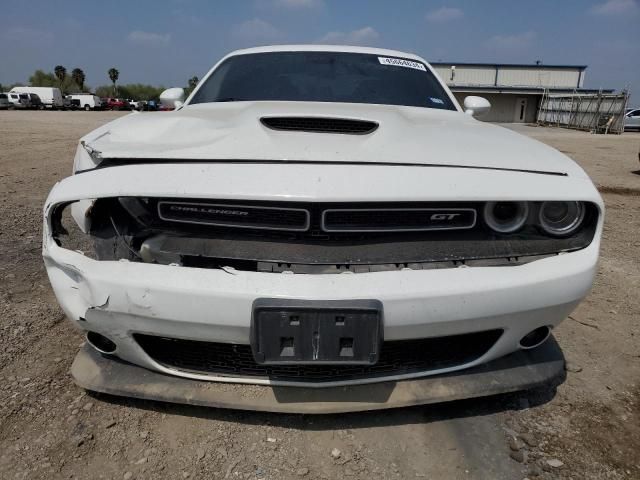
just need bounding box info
[536,90,629,134]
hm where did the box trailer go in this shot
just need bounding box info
[10,86,64,109]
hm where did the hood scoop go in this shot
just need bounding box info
[260,116,378,135]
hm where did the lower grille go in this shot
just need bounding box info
[134,330,502,383]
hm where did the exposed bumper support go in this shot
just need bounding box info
[72,338,565,414]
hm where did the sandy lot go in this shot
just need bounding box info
[0,111,639,480]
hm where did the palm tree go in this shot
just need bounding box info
[108,68,119,96]
[71,68,86,91]
[54,65,66,91]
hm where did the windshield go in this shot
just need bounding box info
[190,51,456,111]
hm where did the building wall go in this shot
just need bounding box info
[497,68,583,89]
[452,92,540,123]
[433,64,584,89]
[433,66,495,86]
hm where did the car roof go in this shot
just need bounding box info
[225,44,427,63]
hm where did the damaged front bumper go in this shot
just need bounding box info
[72,338,566,414]
[43,163,602,392]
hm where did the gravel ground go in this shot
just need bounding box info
[0,111,638,480]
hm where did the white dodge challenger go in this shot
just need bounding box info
[43,46,603,413]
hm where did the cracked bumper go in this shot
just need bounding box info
[43,163,602,388]
[44,237,597,387]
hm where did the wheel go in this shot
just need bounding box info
[84,105,91,111]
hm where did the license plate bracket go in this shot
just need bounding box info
[251,299,383,365]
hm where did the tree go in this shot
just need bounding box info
[108,68,119,96]
[95,83,164,101]
[54,65,66,91]
[29,69,88,93]
[185,76,199,96]
[71,68,86,91]
[30,70,57,87]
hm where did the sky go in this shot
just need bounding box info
[2,0,639,100]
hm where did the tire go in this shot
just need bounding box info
[84,105,91,111]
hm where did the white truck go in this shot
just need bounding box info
[68,94,102,111]
[10,86,64,109]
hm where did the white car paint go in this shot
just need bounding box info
[43,45,604,389]
[73,101,587,177]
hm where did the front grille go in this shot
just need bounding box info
[261,117,378,135]
[155,200,479,234]
[134,330,502,383]
[157,201,309,231]
[322,208,477,232]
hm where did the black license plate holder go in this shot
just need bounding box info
[251,299,383,365]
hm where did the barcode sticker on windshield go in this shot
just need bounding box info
[378,57,426,71]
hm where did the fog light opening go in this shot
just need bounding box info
[519,326,551,350]
[86,331,117,354]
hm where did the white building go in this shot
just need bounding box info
[431,62,612,123]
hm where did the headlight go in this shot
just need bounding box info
[483,201,529,233]
[538,201,585,236]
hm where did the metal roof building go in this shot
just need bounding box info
[431,62,613,123]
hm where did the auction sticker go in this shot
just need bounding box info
[378,57,426,71]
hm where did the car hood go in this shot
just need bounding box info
[81,101,586,177]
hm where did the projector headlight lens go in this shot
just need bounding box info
[538,201,585,236]
[483,201,529,233]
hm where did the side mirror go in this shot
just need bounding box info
[463,96,491,117]
[160,87,185,109]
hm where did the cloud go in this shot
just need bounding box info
[272,0,323,8]
[127,30,171,46]
[2,26,54,44]
[484,31,537,51]
[589,0,639,15]
[425,6,464,23]
[316,26,380,46]
[232,18,283,43]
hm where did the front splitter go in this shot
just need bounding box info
[71,340,565,414]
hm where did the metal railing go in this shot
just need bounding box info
[536,89,629,134]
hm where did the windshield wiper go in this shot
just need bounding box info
[214,97,246,102]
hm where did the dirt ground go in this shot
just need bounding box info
[0,111,638,480]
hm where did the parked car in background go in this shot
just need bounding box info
[127,99,142,110]
[10,86,64,109]
[0,93,11,109]
[25,93,43,109]
[145,99,158,111]
[6,92,30,109]
[69,94,102,111]
[66,97,81,110]
[105,98,128,110]
[624,108,640,131]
